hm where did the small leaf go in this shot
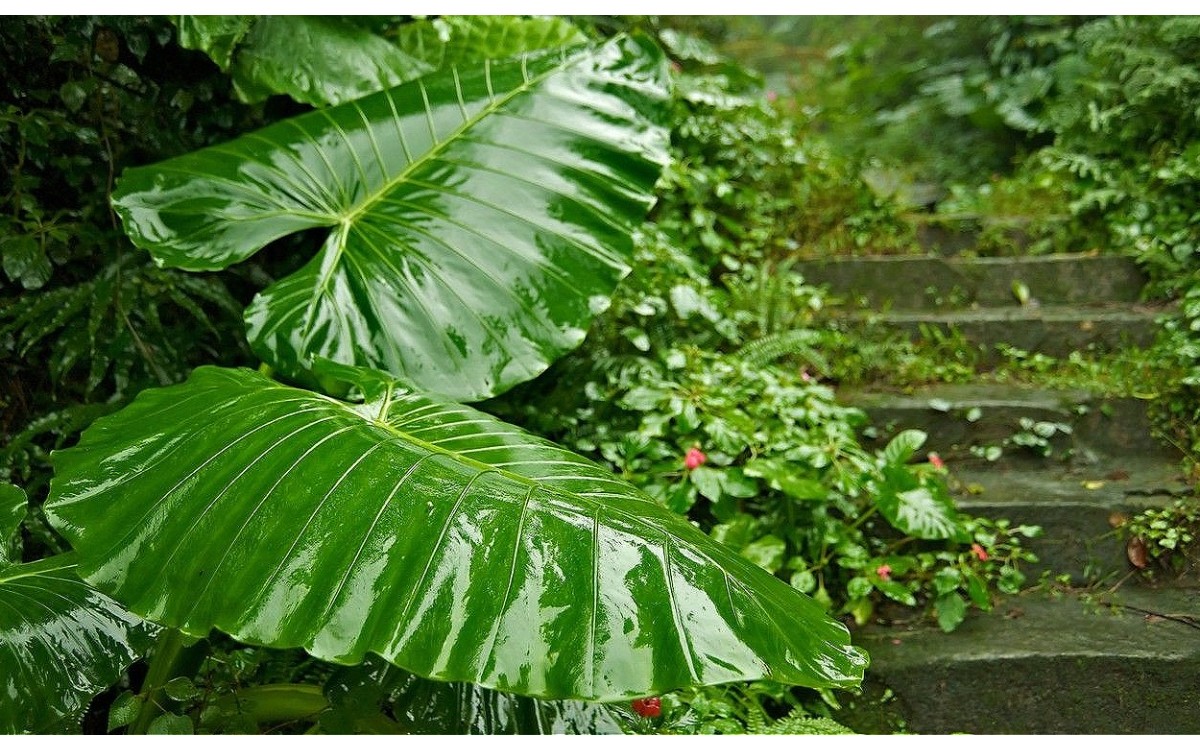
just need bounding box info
[741,535,786,573]
[927,398,952,413]
[1,235,53,290]
[846,576,872,600]
[935,593,967,632]
[965,407,982,423]
[690,465,725,501]
[164,676,200,702]
[147,713,194,735]
[882,430,927,465]
[876,579,916,607]
[1127,536,1149,569]
[790,570,816,594]
[965,571,991,611]
[107,691,142,732]
[932,567,961,596]
[1012,280,1031,306]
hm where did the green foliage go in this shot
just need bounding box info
[175,16,431,106]
[621,680,853,735]
[113,35,671,401]
[0,554,156,733]
[0,16,259,505]
[47,364,866,700]
[1120,499,1200,579]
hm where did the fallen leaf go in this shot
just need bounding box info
[1109,512,1129,528]
[1082,480,1106,490]
[1106,469,1131,481]
[1127,536,1149,569]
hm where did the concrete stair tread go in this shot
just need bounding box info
[865,303,1164,324]
[842,383,1173,462]
[799,253,1148,310]
[951,457,1190,509]
[847,587,1200,733]
[858,587,1199,662]
[841,382,1090,412]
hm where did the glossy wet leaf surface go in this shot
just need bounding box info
[47,365,867,701]
[176,16,432,106]
[324,655,624,734]
[396,16,587,71]
[113,36,670,401]
[0,555,155,734]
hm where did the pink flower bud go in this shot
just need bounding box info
[971,543,989,562]
[684,447,707,470]
[928,452,946,470]
[876,564,892,581]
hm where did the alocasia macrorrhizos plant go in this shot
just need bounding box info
[113,34,669,402]
[46,363,866,699]
[0,484,154,733]
[10,29,868,732]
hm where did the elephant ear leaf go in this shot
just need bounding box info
[395,16,588,71]
[112,35,670,401]
[175,16,433,106]
[46,365,867,702]
[0,555,155,733]
[1,483,24,566]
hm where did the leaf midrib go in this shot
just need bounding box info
[315,382,669,524]
[338,47,578,226]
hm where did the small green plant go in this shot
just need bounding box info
[1120,499,1200,579]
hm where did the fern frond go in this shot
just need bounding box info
[735,328,830,372]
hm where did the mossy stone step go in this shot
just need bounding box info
[951,458,1189,582]
[839,587,1200,733]
[861,304,1162,360]
[842,384,1172,463]
[799,254,1146,310]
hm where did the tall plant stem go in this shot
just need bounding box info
[129,627,187,734]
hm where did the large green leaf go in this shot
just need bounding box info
[396,16,587,71]
[113,36,670,401]
[46,365,867,701]
[0,555,155,734]
[176,16,433,106]
[324,655,624,734]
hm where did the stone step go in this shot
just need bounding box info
[799,254,1147,311]
[857,304,1163,360]
[951,458,1189,581]
[842,384,1174,463]
[838,587,1200,733]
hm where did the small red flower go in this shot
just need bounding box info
[875,564,892,581]
[928,452,946,470]
[971,543,989,562]
[631,697,662,718]
[684,447,707,470]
